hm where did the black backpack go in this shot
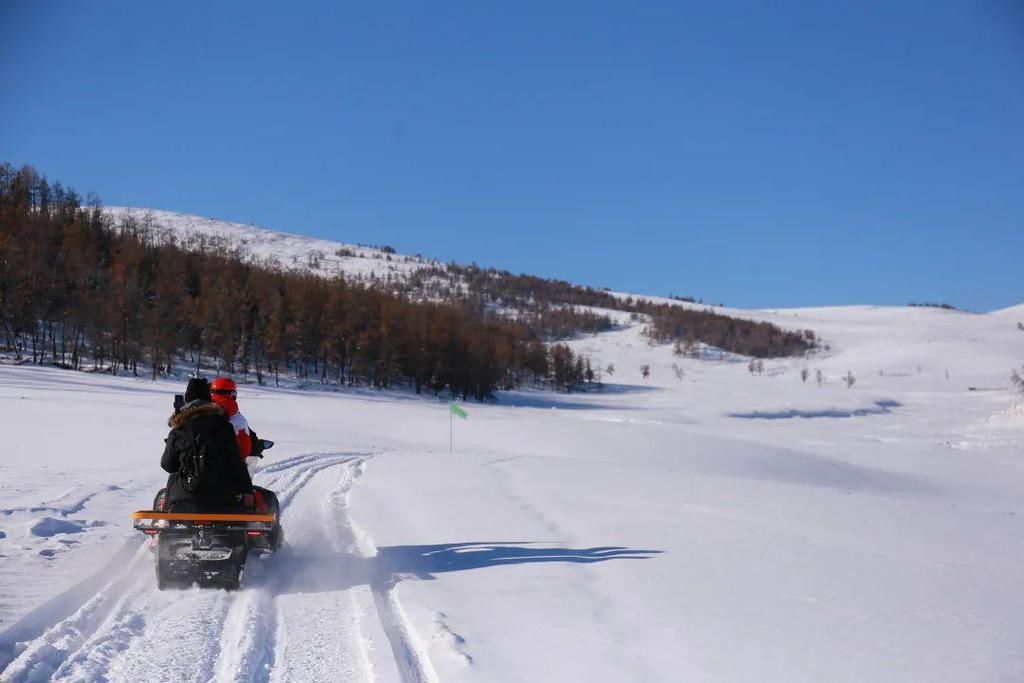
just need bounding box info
[175,428,223,495]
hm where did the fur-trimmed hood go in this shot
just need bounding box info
[168,400,226,428]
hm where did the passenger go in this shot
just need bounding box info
[210,377,253,458]
[210,377,281,549]
[159,377,254,513]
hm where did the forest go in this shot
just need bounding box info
[0,164,812,399]
[0,164,598,398]
[400,264,814,357]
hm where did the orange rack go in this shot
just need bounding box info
[131,511,276,523]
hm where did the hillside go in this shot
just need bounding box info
[103,206,438,284]
[0,167,798,409]
[99,205,814,361]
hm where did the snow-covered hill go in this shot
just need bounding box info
[103,206,1021,325]
[1,287,1022,680]
[104,206,442,283]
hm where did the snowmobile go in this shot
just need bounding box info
[132,508,276,590]
[133,437,280,591]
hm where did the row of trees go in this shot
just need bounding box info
[0,164,594,398]
[402,263,813,357]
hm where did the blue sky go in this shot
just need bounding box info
[2,1,1022,310]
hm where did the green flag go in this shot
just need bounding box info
[450,402,468,419]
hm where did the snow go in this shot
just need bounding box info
[4,205,1024,679]
[990,302,1024,320]
[1,296,1023,681]
[102,207,441,283]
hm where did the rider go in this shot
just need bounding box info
[210,377,282,548]
[210,377,253,459]
[160,377,254,513]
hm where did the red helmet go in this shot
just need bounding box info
[210,377,237,397]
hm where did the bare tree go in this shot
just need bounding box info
[844,370,856,388]
[815,369,823,387]
[640,364,650,380]
[800,367,809,383]
[674,338,698,357]
[672,362,685,381]
[1012,367,1024,393]
[605,362,615,376]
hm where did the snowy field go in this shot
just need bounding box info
[1,303,1023,682]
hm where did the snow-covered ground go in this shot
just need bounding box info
[1,301,1022,682]
[103,207,440,282]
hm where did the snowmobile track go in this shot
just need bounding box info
[370,584,440,683]
[208,452,370,683]
[0,543,150,682]
[318,458,440,683]
[0,452,377,683]
[212,582,279,683]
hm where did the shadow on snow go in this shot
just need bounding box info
[273,542,662,595]
[728,400,902,420]
[496,384,661,411]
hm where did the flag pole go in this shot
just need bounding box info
[448,401,467,452]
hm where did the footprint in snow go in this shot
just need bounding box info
[29,517,105,537]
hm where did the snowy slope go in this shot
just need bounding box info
[103,207,441,282]
[1,296,1023,681]
[991,302,1024,321]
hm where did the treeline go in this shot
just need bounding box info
[643,303,814,357]
[908,302,960,311]
[0,164,595,398]
[401,264,813,357]
[392,266,616,341]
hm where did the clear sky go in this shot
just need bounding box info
[2,1,1022,311]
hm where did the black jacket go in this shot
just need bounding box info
[160,401,253,510]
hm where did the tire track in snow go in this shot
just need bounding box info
[272,454,364,510]
[212,585,279,683]
[0,452,367,683]
[320,459,441,683]
[256,452,334,475]
[53,588,233,683]
[370,585,440,683]
[48,586,149,681]
[0,482,129,517]
[0,537,141,675]
[262,458,377,682]
[211,452,368,683]
[0,544,150,682]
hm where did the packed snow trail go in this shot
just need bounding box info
[0,452,427,683]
